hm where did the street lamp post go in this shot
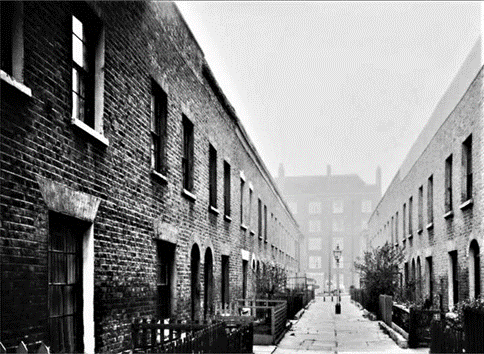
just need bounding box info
[333,244,343,314]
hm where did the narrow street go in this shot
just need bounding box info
[255,295,429,354]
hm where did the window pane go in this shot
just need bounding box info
[72,16,83,39]
[64,316,76,353]
[51,252,66,284]
[64,286,76,315]
[50,285,64,316]
[65,227,77,253]
[150,139,156,170]
[72,34,84,67]
[67,254,78,284]
[72,68,79,94]
[78,97,85,123]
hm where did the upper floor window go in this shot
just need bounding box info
[408,196,413,235]
[151,81,168,175]
[445,155,453,212]
[224,161,231,217]
[71,8,105,142]
[309,201,322,214]
[333,200,344,214]
[361,219,368,230]
[309,220,321,233]
[308,256,322,269]
[395,212,399,244]
[308,237,322,250]
[264,204,268,241]
[208,144,217,208]
[288,201,297,214]
[427,175,433,223]
[240,177,245,224]
[403,203,407,236]
[249,187,253,229]
[418,185,423,230]
[362,200,372,213]
[258,198,262,237]
[1,1,31,96]
[332,217,344,232]
[182,115,194,192]
[461,135,472,203]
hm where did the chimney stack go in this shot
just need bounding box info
[278,163,285,178]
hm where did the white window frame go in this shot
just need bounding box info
[308,201,322,214]
[332,200,344,214]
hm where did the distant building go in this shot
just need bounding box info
[277,165,381,292]
[368,38,482,310]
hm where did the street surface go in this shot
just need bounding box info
[254,295,429,354]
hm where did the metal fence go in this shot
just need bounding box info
[463,308,484,353]
[132,318,253,353]
[429,316,464,353]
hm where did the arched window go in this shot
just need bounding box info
[204,248,214,320]
[469,240,481,299]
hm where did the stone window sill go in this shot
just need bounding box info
[408,233,413,239]
[426,222,434,230]
[72,118,109,146]
[250,229,256,236]
[209,206,220,215]
[240,223,248,231]
[258,235,263,241]
[182,188,197,202]
[444,210,454,219]
[417,228,423,235]
[224,214,232,222]
[0,70,32,97]
[459,199,473,210]
[151,170,168,184]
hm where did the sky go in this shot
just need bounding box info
[176,2,481,194]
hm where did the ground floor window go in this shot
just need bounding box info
[221,256,230,307]
[449,251,458,308]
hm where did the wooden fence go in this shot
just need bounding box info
[235,299,287,345]
[378,294,392,326]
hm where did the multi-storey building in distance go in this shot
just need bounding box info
[277,165,381,293]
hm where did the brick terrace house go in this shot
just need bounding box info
[276,164,381,293]
[367,38,483,310]
[0,2,304,352]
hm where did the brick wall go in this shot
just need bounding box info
[0,2,303,352]
[368,54,483,311]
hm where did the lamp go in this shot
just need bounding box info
[333,244,343,314]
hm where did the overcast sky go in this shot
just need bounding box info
[176,2,481,193]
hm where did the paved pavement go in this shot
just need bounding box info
[254,295,429,354]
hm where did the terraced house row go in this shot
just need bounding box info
[0,2,304,352]
[367,39,483,311]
